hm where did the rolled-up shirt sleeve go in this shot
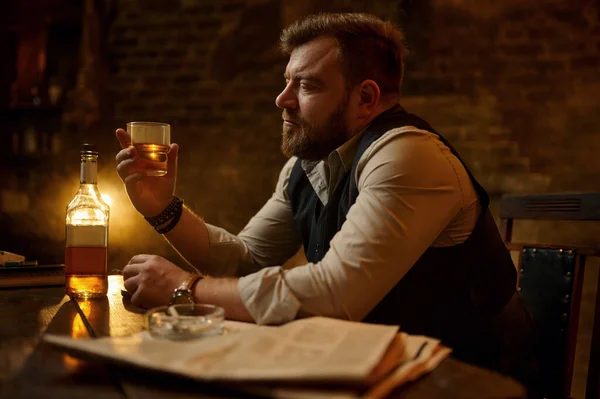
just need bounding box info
[203,156,302,277]
[239,128,466,325]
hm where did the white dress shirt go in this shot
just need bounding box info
[202,125,480,324]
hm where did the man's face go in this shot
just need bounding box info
[276,37,352,161]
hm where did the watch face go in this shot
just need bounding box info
[171,289,194,305]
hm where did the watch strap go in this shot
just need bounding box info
[170,273,203,305]
[178,273,203,292]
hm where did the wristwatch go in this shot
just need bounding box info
[170,273,203,305]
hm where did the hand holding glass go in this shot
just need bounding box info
[127,122,170,177]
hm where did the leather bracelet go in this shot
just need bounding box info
[145,196,183,227]
[155,201,183,234]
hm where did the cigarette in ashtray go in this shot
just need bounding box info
[166,305,190,333]
[167,305,180,318]
[166,305,199,323]
[167,305,217,334]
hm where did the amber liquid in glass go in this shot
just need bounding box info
[65,246,107,298]
[133,143,169,176]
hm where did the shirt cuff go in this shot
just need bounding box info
[238,267,302,325]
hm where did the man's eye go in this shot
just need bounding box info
[300,84,314,91]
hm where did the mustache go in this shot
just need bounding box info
[282,111,303,124]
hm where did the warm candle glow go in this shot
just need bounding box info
[71,208,107,225]
[101,194,112,207]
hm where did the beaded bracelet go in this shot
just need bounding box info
[155,202,183,235]
[145,196,183,227]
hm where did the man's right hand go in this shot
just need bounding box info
[115,128,179,218]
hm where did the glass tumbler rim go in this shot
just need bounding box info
[127,121,170,127]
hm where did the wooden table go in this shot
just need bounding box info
[0,276,527,399]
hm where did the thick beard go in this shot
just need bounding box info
[280,99,351,161]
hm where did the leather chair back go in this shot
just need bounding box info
[500,192,600,399]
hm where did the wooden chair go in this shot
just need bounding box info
[500,192,600,399]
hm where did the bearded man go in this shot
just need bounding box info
[115,12,539,395]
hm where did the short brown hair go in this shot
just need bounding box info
[280,13,407,96]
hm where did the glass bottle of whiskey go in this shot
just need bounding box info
[65,144,110,298]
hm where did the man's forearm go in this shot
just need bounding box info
[193,277,255,323]
[162,206,211,271]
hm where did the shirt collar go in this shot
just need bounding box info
[332,104,404,169]
[300,104,402,179]
[300,123,371,176]
[331,127,366,172]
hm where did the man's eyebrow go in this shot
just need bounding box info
[284,73,324,84]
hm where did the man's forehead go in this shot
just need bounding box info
[285,37,341,78]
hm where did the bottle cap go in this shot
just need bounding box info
[81,143,98,156]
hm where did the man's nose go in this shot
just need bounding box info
[275,84,298,110]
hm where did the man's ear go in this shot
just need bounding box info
[357,80,380,114]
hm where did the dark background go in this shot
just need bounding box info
[1,1,599,394]
[2,0,599,264]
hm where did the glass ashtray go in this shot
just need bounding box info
[146,304,225,340]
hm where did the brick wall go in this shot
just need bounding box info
[109,0,284,230]
[103,0,401,264]
[396,3,600,394]
[403,0,600,191]
[100,0,600,260]
[0,0,593,391]
[103,4,599,394]
[107,0,400,233]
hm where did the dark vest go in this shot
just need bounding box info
[287,105,519,357]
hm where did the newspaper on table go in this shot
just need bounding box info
[44,316,450,397]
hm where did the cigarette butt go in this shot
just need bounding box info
[167,305,180,317]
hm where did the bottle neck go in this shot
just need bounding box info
[80,155,98,185]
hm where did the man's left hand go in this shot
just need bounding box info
[122,254,190,308]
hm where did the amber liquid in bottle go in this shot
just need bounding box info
[65,145,110,298]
